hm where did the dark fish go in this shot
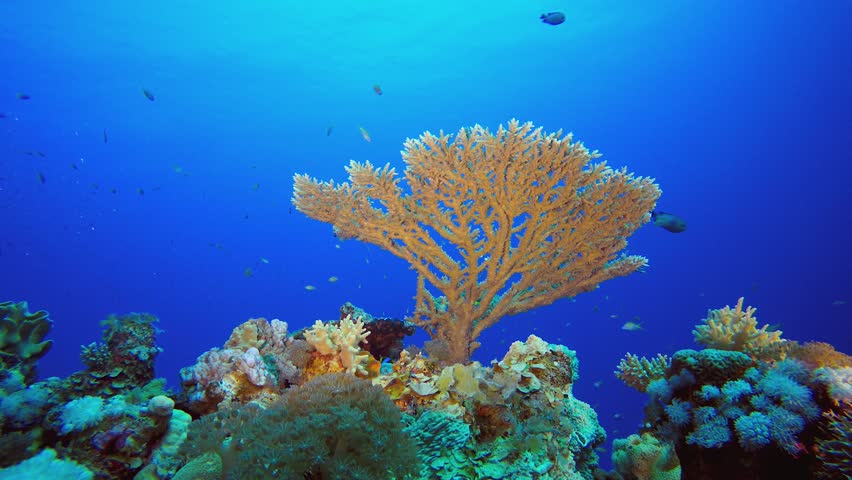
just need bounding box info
[70,163,78,170]
[36,151,45,157]
[138,188,145,195]
[103,129,108,143]
[540,12,565,25]
[326,125,334,136]
[37,171,46,184]
[373,84,383,95]
[0,113,7,118]
[651,210,687,233]
[110,188,117,194]
[16,93,31,100]
[142,89,155,101]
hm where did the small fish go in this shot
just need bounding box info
[260,258,270,264]
[372,84,383,95]
[0,113,7,118]
[304,284,317,291]
[540,12,565,25]
[621,321,643,332]
[766,323,783,333]
[650,210,687,233]
[110,188,117,194]
[16,93,31,100]
[613,413,624,420]
[252,183,260,191]
[359,126,371,143]
[138,188,145,195]
[326,125,334,136]
[328,276,338,283]
[244,267,253,277]
[70,163,78,170]
[36,171,46,184]
[142,89,155,101]
[609,314,619,319]
[832,300,847,306]
[103,129,108,143]
[36,151,45,158]
[593,380,603,388]
[173,165,183,174]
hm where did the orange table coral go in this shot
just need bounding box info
[293,120,660,364]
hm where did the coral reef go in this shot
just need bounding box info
[178,317,300,415]
[615,298,851,479]
[293,120,660,363]
[375,335,605,479]
[66,313,162,398]
[0,304,187,480]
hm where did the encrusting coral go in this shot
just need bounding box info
[293,119,660,364]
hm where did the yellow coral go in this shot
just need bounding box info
[303,315,372,376]
[693,297,784,357]
[293,120,660,364]
[615,352,670,392]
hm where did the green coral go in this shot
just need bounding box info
[0,301,52,382]
[181,373,421,479]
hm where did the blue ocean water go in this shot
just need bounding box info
[1,0,850,462]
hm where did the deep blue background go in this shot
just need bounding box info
[2,0,850,456]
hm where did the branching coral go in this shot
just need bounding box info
[615,353,670,393]
[293,120,660,363]
[693,297,784,357]
[303,315,372,376]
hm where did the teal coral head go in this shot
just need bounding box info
[0,301,53,382]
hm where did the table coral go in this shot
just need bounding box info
[293,120,660,364]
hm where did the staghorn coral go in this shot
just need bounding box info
[615,353,671,393]
[693,297,784,357]
[293,120,660,364]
